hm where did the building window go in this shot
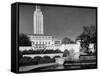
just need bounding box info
[48,42,50,44]
[40,42,41,44]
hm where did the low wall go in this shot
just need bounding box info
[23,53,63,59]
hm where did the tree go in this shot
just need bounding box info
[34,56,42,60]
[77,33,90,48]
[43,56,51,60]
[63,49,79,60]
[63,49,70,57]
[19,34,31,46]
[80,25,96,43]
[76,25,96,53]
[62,37,74,44]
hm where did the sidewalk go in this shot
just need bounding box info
[19,63,58,72]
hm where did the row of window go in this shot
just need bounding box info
[35,45,46,48]
[31,36,52,39]
[32,41,52,45]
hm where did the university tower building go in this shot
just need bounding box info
[28,5,61,50]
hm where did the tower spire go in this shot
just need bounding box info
[35,5,40,11]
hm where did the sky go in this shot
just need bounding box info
[19,4,96,41]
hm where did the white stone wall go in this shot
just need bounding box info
[88,43,95,53]
[60,44,80,52]
[19,47,33,51]
[23,53,63,59]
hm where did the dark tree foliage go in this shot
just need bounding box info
[62,37,75,44]
[77,34,90,48]
[19,51,23,60]
[77,25,96,47]
[63,49,70,57]
[34,56,42,61]
[76,25,96,54]
[43,56,51,60]
[19,34,31,46]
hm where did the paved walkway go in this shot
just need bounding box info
[64,62,96,66]
[19,63,58,72]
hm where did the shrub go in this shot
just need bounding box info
[43,56,52,63]
[33,56,42,64]
[63,49,70,57]
[43,56,51,60]
[22,50,28,54]
[19,34,31,46]
[51,58,55,62]
[19,56,33,66]
[34,56,42,60]
[38,58,47,64]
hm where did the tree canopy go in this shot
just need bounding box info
[19,34,31,46]
[76,25,96,48]
[62,37,75,44]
